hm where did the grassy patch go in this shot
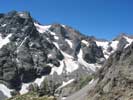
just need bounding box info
[7,92,56,100]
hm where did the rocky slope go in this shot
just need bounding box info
[87,42,133,100]
[0,11,132,99]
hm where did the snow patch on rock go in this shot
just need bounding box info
[81,40,90,46]
[56,79,75,91]
[110,40,119,51]
[77,49,101,71]
[96,41,109,50]
[16,36,28,53]
[0,33,12,49]
[34,76,45,87]
[50,50,79,75]
[62,51,78,73]
[50,60,64,75]
[54,36,59,40]
[34,23,51,33]
[61,24,66,28]
[1,24,6,27]
[53,42,60,49]
[20,76,45,94]
[124,36,133,48]
[124,36,133,44]
[49,31,56,35]
[65,39,73,48]
[96,41,110,59]
[20,83,31,94]
[0,84,13,97]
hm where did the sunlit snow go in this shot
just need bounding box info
[81,40,90,46]
[50,60,64,75]
[0,84,13,97]
[16,36,28,53]
[110,40,119,51]
[34,76,45,87]
[54,36,59,40]
[20,76,45,94]
[34,23,51,33]
[20,83,31,94]
[0,33,12,49]
[65,39,73,48]
[56,79,75,91]
[77,49,100,71]
[124,36,133,48]
[1,24,6,27]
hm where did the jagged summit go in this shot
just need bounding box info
[114,33,133,41]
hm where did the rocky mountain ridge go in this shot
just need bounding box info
[0,11,132,100]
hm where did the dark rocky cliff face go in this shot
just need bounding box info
[88,43,133,100]
[82,41,104,63]
[0,11,63,90]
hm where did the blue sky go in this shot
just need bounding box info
[0,0,133,40]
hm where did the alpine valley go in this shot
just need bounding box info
[0,11,132,100]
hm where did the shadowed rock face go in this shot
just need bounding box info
[82,41,104,63]
[88,43,133,100]
[117,37,128,50]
